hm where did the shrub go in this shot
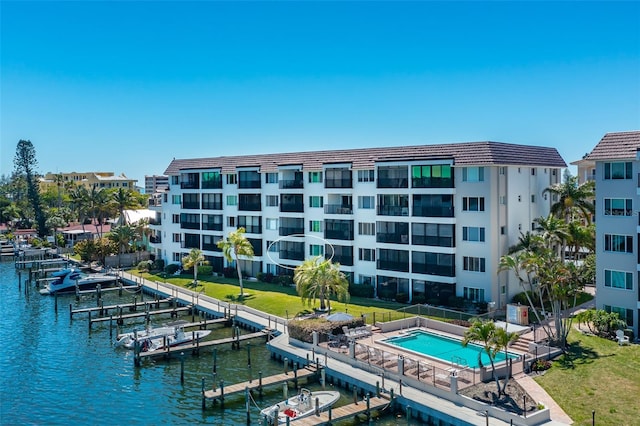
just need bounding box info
[277,275,293,286]
[165,263,180,275]
[257,272,274,283]
[198,265,213,276]
[152,258,165,272]
[412,294,427,305]
[223,267,238,278]
[532,359,552,372]
[349,284,374,298]
[137,260,152,272]
[448,296,465,309]
[395,293,409,303]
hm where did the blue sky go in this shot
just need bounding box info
[2,1,639,189]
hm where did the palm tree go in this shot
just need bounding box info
[492,327,519,394]
[217,227,254,298]
[182,248,207,288]
[462,320,502,395]
[544,174,595,224]
[294,256,349,312]
[108,225,136,268]
[111,187,139,226]
[68,185,89,231]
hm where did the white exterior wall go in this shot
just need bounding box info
[158,158,561,310]
[594,159,639,338]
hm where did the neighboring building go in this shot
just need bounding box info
[145,175,169,195]
[583,130,640,339]
[40,171,137,191]
[151,141,565,310]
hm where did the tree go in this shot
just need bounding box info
[13,140,47,237]
[544,174,595,224]
[109,187,141,226]
[294,256,350,312]
[217,227,254,297]
[462,320,502,394]
[492,327,519,393]
[45,214,68,247]
[182,248,207,288]
[108,225,137,268]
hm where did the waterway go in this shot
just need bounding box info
[0,261,413,425]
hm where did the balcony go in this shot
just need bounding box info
[324,204,353,215]
[324,229,354,241]
[238,201,262,211]
[377,233,409,244]
[279,249,305,261]
[324,178,352,189]
[377,178,408,189]
[280,203,304,213]
[149,235,162,244]
[180,222,200,230]
[377,259,410,273]
[412,206,453,218]
[377,206,409,216]
[279,179,304,189]
[280,226,305,236]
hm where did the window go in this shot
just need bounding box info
[463,256,486,272]
[172,214,180,224]
[604,198,632,216]
[172,233,181,243]
[462,167,484,182]
[226,174,237,184]
[309,244,324,256]
[604,269,633,290]
[411,164,453,188]
[309,220,323,232]
[202,193,222,210]
[462,197,485,212]
[227,216,236,227]
[308,171,323,183]
[267,241,279,252]
[411,223,454,247]
[309,196,324,208]
[604,234,633,253]
[357,170,375,182]
[604,162,632,180]
[266,218,278,230]
[499,195,506,205]
[266,195,279,207]
[531,195,536,203]
[531,168,536,175]
[604,305,634,327]
[463,287,485,302]
[172,195,181,205]
[499,167,506,175]
[358,222,375,235]
[359,248,375,261]
[202,171,222,189]
[171,176,179,185]
[226,195,237,206]
[462,226,485,242]
[358,196,375,209]
[265,173,278,184]
[359,275,374,286]
[500,226,505,235]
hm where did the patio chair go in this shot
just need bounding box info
[616,330,630,346]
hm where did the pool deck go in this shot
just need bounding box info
[322,326,573,425]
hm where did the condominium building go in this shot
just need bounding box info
[583,131,640,338]
[145,175,169,195]
[40,171,137,191]
[150,141,565,309]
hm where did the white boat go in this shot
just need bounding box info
[260,388,340,424]
[39,268,117,295]
[117,323,211,352]
[115,320,188,349]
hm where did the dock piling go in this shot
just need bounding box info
[201,377,206,410]
[180,352,185,384]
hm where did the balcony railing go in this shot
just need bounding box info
[324,204,353,215]
[377,206,409,216]
[377,233,409,244]
[238,201,262,211]
[377,178,408,188]
[149,235,162,244]
[377,259,410,273]
[324,230,354,241]
[180,222,201,230]
[324,178,352,189]
[280,203,304,213]
[279,179,304,189]
[412,206,454,217]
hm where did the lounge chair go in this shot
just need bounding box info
[616,330,630,346]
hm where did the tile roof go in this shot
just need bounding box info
[584,131,640,161]
[164,141,567,175]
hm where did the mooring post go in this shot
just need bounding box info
[54,293,58,314]
[180,352,185,384]
[321,367,325,390]
[406,405,411,425]
[245,387,250,425]
[376,381,380,397]
[247,342,251,367]
[109,315,113,338]
[366,392,371,421]
[315,397,320,416]
[353,386,358,404]
[88,310,92,331]
[219,380,224,407]
[69,303,73,320]
[201,377,206,410]
[258,371,263,396]
[213,348,217,373]
[284,357,289,375]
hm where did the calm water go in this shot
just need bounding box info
[0,261,412,425]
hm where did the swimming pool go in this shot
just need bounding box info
[382,330,518,369]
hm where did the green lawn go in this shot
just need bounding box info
[534,329,640,426]
[138,272,403,320]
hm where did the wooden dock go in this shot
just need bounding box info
[71,297,175,317]
[137,329,273,361]
[89,305,193,325]
[202,365,318,402]
[293,395,391,426]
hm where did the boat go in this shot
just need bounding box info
[260,388,340,424]
[116,322,211,352]
[39,268,117,295]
